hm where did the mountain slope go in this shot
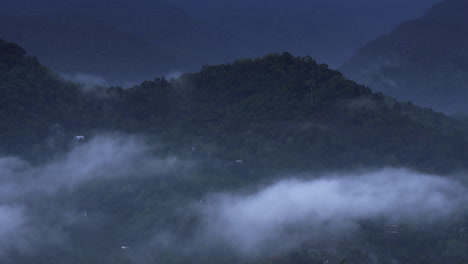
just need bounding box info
[1,39,468,264]
[1,39,466,173]
[340,0,468,113]
[0,39,106,159]
[168,53,467,173]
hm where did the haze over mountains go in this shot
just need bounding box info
[0,0,440,85]
[341,0,468,113]
[1,37,468,263]
[0,0,249,85]
[1,0,468,263]
[168,0,440,66]
[2,38,467,173]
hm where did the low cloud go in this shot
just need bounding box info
[60,73,109,91]
[164,71,183,80]
[0,136,466,261]
[196,169,467,257]
[0,134,188,255]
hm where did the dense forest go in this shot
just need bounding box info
[1,38,467,173]
[0,38,467,264]
[341,0,468,114]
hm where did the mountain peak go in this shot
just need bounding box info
[0,39,26,65]
[423,0,468,22]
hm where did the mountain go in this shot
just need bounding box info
[1,38,468,264]
[167,0,440,67]
[0,38,103,159]
[1,38,467,173]
[0,0,249,85]
[0,0,441,85]
[340,0,468,113]
[170,53,468,174]
[0,14,178,85]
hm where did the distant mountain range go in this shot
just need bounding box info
[167,0,440,66]
[2,3,468,262]
[1,37,468,263]
[0,0,439,85]
[0,0,250,85]
[341,0,468,113]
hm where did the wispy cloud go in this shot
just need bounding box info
[195,169,467,257]
[0,134,189,255]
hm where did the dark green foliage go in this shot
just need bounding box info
[170,53,467,174]
[0,39,84,158]
[1,40,468,263]
[1,44,467,173]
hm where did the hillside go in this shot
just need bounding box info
[1,38,467,173]
[0,39,91,157]
[340,0,468,113]
[1,39,468,264]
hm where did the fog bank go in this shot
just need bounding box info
[197,169,467,257]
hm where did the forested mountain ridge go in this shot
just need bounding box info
[1,38,468,264]
[340,0,468,113]
[0,39,83,155]
[167,54,468,173]
[1,38,467,174]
